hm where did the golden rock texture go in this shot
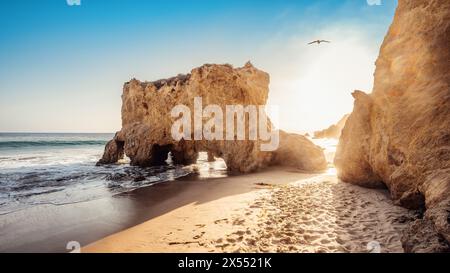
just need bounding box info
[99,62,327,173]
[313,114,349,139]
[335,0,450,251]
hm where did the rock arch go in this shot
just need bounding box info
[98,62,327,173]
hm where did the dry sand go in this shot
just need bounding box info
[84,167,417,253]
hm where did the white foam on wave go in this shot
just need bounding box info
[0,135,228,215]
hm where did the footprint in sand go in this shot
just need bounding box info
[245,238,256,246]
[280,237,293,244]
[234,230,246,236]
[304,234,321,242]
[193,232,205,239]
[232,218,245,226]
[214,218,229,224]
[218,243,230,249]
[283,232,295,237]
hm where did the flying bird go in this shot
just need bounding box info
[308,40,331,45]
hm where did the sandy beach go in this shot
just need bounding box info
[0,139,418,253]
[1,0,448,255]
[84,167,417,253]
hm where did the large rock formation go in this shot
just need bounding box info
[99,62,327,173]
[313,114,349,139]
[335,0,450,252]
[273,130,327,171]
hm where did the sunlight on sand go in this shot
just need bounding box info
[326,167,337,176]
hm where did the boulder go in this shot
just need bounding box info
[272,130,327,172]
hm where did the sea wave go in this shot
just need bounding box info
[0,140,108,148]
[0,145,228,215]
[0,133,228,215]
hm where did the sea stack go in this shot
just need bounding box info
[335,0,450,252]
[99,62,327,173]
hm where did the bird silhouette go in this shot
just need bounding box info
[308,40,331,45]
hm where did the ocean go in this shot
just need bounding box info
[0,133,227,215]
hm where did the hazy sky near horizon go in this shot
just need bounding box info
[0,0,397,133]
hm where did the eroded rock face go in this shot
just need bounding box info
[313,114,349,139]
[334,91,384,189]
[99,62,327,173]
[335,0,450,251]
[402,219,450,253]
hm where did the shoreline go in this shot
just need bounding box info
[84,167,416,253]
[0,166,312,252]
[0,165,417,253]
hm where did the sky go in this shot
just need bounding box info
[0,0,397,133]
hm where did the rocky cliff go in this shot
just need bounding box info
[99,62,327,173]
[335,0,450,252]
[313,114,349,139]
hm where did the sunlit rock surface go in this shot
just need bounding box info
[313,114,349,139]
[273,130,327,172]
[99,62,327,173]
[335,0,450,252]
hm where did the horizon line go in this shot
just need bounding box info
[0,131,116,134]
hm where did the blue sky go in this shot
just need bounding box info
[0,0,397,133]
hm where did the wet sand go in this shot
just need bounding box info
[1,165,417,253]
[0,167,311,252]
[83,168,417,253]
